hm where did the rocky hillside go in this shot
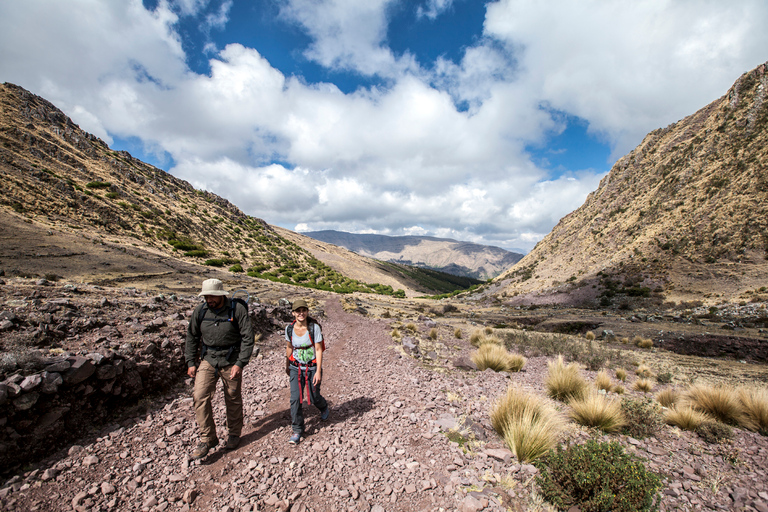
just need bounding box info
[0,83,437,297]
[304,230,523,280]
[486,61,768,307]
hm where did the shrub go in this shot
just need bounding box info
[615,368,627,382]
[633,378,654,393]
[185,249,209,258]
[105,191,119,199]
[621,396,664,439]
[696,420,734,444]
[546,356,588,402]
[491,386,564,463]
[738,385,768,434]
[655,388,679,408]
[665,405,709,431]
[569,392,626,433]
[656,371,673,384]
[685,384,744,425]
[454,328,462,339]
[229,263,244,273]
[585,331,596,341]
[443,304,458,314]
[85,181,111,189]
[204,259,225,267]
[595,369,613,392]
[535,440,662,512]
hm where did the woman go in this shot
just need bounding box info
[285,299,329,444]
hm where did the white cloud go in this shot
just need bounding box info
[483,0,768,157]
[416,0,454,20]
[278,0,418,78]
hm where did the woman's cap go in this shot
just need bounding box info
[292,299,308,311]
[198,278,228,297]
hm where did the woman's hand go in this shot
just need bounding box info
[313,369,322,386]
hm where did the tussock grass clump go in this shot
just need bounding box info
[480,334,503,346]
[508,353,527,372]
[472,344,526,372]
[636,338,654,349]
[635,364,653,378]
[621,337,630,344]
[614,385,626,395]
[469,330,484,347]
[491,386,564,463]
[429,328,438,340]
[685,384,744,426]
[615,368,627,382]
[405,322,418,332]
[585,331,596,341]
[738,385,768,434]
[595,369,613,392]
[454,328,462,339]
[665,405,710,431]
[655,388,679,408]
[546,356,588,402]
[569,391,626,433]
[484,326,494,335]
[633,378,655,393]
[632,335,645,346]
[390,328,401,340]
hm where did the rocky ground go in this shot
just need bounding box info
[1,285,768,511]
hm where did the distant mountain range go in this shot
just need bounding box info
[303,230,524,280]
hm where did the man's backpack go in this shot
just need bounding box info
[197,290,250,332]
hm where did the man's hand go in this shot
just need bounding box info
[230,365,242,380]
[187,366,196,379]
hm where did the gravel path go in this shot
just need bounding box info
[3,296,768,512]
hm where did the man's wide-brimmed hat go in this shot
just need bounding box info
[198,278,228,297]
[292,299,308,311]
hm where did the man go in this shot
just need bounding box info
[186,279,254,459]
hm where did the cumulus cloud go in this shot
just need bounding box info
[484,0,768,157]
[0,0,766,252]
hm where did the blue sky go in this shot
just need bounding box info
[1,1,766,252]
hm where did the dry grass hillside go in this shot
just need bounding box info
[0,82,434,297]
[488,61,768,307]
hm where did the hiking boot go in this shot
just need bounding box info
[191,438,218,459]
[288,433,301,445]
[320,407,330,421]
[226,435,240,450]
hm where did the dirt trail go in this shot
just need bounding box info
[6,297,505,512]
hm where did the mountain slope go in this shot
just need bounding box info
[0,83,431,296]
[304,230,523,279]
[487,61,768,307]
